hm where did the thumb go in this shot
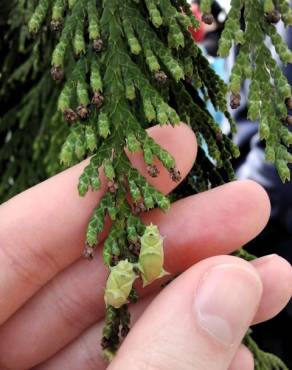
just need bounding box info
[109,256,263,370]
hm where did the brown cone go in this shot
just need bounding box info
[50,66,64,82]
[93,39,104,52]
[265,10,281,24]
[63,108,78,123]
[230,93,241,109]
[50,19,63,31]
[202,13,214,25]
[285,97,292,110]
[92,91,104,109]
[77,105,89,120]
[170,167,182,182]
[286,115,292,125]
[147,165,160,178]
[155,70,168,85]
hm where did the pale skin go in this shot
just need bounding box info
[0,124,291,370]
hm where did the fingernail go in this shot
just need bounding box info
[194,264,262,346]
[251,254,278,267]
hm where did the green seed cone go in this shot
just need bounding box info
[138,223,169,287]
[104,260,137,308]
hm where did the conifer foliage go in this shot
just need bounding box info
[1,0,292,367]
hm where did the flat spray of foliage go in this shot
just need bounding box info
[1,0,292,367]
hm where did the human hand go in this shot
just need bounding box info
[0,124,291,370]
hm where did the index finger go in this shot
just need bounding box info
[0,123,197,324]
